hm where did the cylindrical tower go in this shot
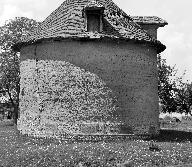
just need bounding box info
[18,39,159,137]
[13,0,167,138]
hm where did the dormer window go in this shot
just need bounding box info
[84,0,105,33]
[87,10,101,32]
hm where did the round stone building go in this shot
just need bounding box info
[14,0,167,138]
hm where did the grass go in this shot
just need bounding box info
[160,117,192,132]
[1,120,192,167]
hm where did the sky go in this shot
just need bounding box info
[0,0,191,82]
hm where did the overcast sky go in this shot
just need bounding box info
[0,0,191,82]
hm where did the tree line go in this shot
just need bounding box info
[0,17,192,125]
[158,55,192,114]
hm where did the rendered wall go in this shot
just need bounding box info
[140,24,158,39]
[18,40,159,137]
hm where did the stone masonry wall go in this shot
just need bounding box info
[18,39,159,137]
[18,59,121,137]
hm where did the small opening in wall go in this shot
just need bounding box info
[85,8,103,33]
[87,13,101,32]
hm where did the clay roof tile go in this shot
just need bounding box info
[85,0,104,9]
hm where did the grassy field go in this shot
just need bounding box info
[1,120,192,167]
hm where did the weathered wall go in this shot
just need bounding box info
[18,60,40,136]
[18,39,159,137]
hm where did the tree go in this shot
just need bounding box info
[158,54,178,113]
[158,54,192,114]
[176,82,192,114]
[0,17,39,124]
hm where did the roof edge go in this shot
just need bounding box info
[131,16,168,27]
[12,35,166,54]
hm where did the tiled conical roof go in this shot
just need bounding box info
[14,0,167,53]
